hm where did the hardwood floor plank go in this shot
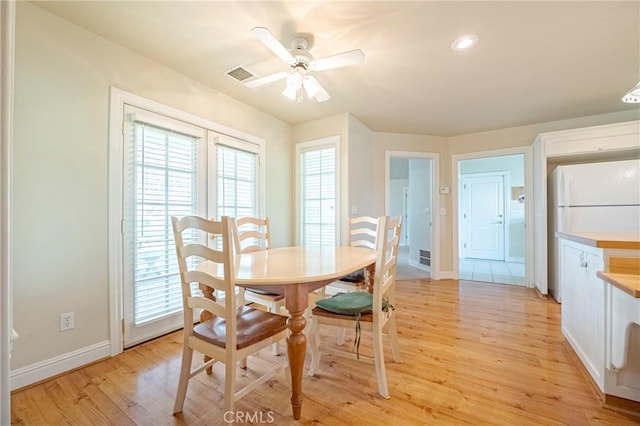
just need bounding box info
[11,278,640,425]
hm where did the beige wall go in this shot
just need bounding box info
[347,115,374,217]
[12,3,291,369]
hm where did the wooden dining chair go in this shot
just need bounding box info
[232,216,286,355]
[308,215,402,399]
[312,216,379,345]
[232,217,286,315]
[171,215,288,415]
[327,215,378,293]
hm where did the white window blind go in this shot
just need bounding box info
[129,122,199,324]
[122,105,206,348]
[300,145,337,246]
[216,143,258,219]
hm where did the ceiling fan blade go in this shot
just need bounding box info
[251,27,295,65]
[244,71,289,89]
[311,49,365,71]
[305,76,330,102]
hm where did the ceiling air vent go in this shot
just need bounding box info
[226,67,253,82]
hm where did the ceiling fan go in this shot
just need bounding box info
[244,27,365,102]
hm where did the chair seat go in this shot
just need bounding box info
[327,280,365,293]
[194,305,287,349]
[311,306,373,322]
[245,287,285,299]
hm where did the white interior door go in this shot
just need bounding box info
[462,174,505,260]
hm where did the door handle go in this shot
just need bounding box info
[491,221,503,224]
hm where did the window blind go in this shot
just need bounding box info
[301,146,336,246]
[216,144,258,219]
[130,122,199,325]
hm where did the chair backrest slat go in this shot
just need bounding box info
[348,216,378,250]
[234,217,270,254]
[172,215,237,343]
[372,215,402,313]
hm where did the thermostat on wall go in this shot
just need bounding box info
[439,186,450,195]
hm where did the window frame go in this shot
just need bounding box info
[108,87,265,356]
[121,104,208,348]
[208,132,265,222]
[295,136,341,246]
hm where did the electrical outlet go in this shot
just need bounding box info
[60,312,74,331]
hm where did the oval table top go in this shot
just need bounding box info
[196,245,377,286]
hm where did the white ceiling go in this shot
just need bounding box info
[32,1,640,136]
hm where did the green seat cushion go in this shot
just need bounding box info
[315,291,373,315]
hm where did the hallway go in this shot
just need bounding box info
[396,246,430,281]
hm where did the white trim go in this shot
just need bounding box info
[10,341,111,391]
[108,87,266,356]
[451,146,533,288]
[408,259,430,272]
[0,1,15,422]
[384,150,441,279]
[439,271,455,280]
[295,136,341,246]
[508,256,525,264]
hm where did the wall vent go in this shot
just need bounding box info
[226,67,253,82]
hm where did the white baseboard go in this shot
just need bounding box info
[10,340,111,391]
[408,259,430,272]
[507,256,525,263]
[435,271,455,280]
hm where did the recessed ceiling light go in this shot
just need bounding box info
[451,35,479,51]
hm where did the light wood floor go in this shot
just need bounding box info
[11,279,640,425]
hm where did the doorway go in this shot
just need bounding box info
[385,151,440,280]
[456,154,527,286]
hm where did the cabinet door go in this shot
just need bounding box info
[544,121,640,157]
[560,241,605,390]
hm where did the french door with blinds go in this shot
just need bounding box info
[296,136,340,247]
[122,104,262,348]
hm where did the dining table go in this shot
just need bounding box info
[196,245,376,420]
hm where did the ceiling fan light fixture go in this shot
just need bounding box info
[622,81,640,103]
[282,84,299,101]
[451,34,479,51]
[283,72,305,101]
[303,76,321,99]
[286,72,304,90]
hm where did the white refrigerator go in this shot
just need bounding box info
[549,159,640,303]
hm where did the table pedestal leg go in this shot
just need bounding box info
[285,285,308,420]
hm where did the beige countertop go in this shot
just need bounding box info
[556,232,640,250]
[596,271,640,298]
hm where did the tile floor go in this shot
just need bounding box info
[459,258,525,285]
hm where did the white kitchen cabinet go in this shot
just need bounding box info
[533,120,640,300]
[560,238,606,389]
[558,232,640,405]
[542,121,640,157]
